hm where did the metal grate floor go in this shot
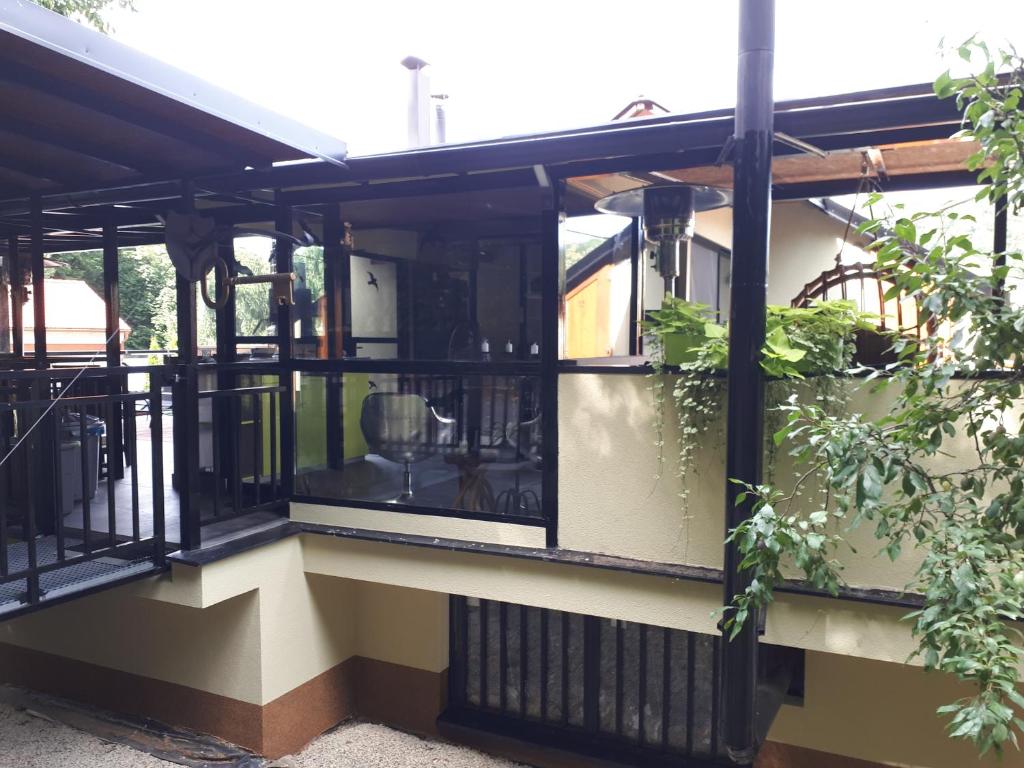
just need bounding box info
[0,536,158,616]
[5,536,84,572]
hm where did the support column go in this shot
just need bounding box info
[993,204,1008,299]
[174,188,201,550]
[9,234,22,359]
[323,203,344,469]
[275,197,295,496]
[1,235,15,356]
[540,181,560,548]
[215,238,237,497]
[30,194,45,368]
[722,0,775,763]
[628,217,641,356]
[103,217,124,479]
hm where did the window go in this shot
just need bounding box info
[342,227,542,362]
[559,179,733,364]
[290,193,549,525]
[294,371,544,519]
[561,214,634,359]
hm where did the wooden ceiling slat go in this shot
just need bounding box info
[566,139,981,203]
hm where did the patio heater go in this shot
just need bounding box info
[595,184,731,297]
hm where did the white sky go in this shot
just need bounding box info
[104,1,1024,157]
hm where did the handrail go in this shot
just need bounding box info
[0,392,152,410]
[0,365,167,380]
[198,385,286,400]
[195,361,282,375]
[291,358,541,375]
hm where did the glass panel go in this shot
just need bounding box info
[560,214,633,360]
[294,371,544,517]
[234,237,277,339]
[346,223,542,361]
[293,245,325,359]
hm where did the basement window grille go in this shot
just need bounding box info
[446,597,743,764]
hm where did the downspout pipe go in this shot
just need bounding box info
[722,0,774,764]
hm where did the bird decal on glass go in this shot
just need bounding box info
[367,271,380,291]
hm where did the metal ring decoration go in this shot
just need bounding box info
[200,255,231,310]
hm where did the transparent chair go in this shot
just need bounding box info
[359,392,456,503]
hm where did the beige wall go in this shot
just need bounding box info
[694,199,872,307]
[558,373,993,596]
[354,581,448,674]
[0,579,264,703]
[1,539,454,707]
[695,206,733,250]
[302,533,923,667]
[2,532,1007,767]
[767,201,867,306]
[771,651,1015,768]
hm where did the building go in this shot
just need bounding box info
[0,2,1015,767]
[22,278,131,353]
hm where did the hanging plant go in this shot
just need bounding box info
[646,297,874,506]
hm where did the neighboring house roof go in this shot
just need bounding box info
[23,278,129,335]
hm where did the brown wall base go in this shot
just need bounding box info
[755,741,889,768]
[0,642,884,767]
[0,642,446,759]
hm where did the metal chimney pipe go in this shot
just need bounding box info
[400,56,431,148]
[433,94,448,145]
[722,0,775,764]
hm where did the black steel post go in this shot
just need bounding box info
[628,217,641,356]
[149,369,166,566]
[722,0,775,763]
[322,203,344,468]
[174,187,202,549]
[215,238,238,364]
[215,238,237,499]
[7,234,22,358]
[275,197,295,496]
[540,182,560,547]
[993,204,1008,299]
[30,194,45,368]
[103,216,125,479]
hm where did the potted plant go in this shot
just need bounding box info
[645,297,875,509]
[645,297,720,365]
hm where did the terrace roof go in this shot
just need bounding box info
[0,0,348,202]
[0,4,980,251]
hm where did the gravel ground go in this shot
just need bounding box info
[0,697,522,768]
[292,722,523,768]
[0,699,168,768]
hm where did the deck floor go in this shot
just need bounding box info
[2,414,287,617]
[0,536,158,616]
[65,415,179,544]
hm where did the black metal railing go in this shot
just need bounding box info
[197,381,288,527]
[0,366,166,615]
[447,597,728,765]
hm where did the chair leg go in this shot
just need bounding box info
[398,461,414,503]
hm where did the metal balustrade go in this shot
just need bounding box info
[0,366,167,618]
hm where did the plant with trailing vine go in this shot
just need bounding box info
[725,39,1024,756]
[646,297,869,505]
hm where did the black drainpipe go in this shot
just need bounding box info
[722,0,775,763]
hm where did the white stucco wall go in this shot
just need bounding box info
[557,373,989,595]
